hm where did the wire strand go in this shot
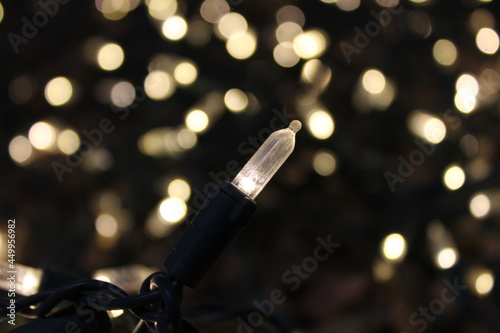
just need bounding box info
[0,272,199,333]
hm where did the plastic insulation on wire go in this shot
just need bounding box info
[1,274,196,333]
[164,181,257,288]
[132,272,198,333]
[0,280,129,318]
[4,279,129,333]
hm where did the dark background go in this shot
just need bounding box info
[1,0,500,332]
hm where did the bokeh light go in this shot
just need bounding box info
[407,110,446,144]
[406,10,432,38]
[167,179,191,201]
[293,29,328,59]
[111,81,135,107]
[29,122,57,151]
[162,16,188,41]
[336,0,361,11]
[454,89,476,113]
[475,272,494,296]
[312,149,337,176]
[57,130,80,155]
[443,165,466,190]
[224,89,248,113]
[173,62,198,86]
[469,192,490,218]
[138,131,163,157]
[176,128,197,149]
[476,28,500,55]
[432,39,458,66]
[362,69,386,94]
[185,110,209,133]
[147,0,177,20]
[354,70,397,112]
[45,77,73,106]
[95,214,119,238]
[307,110,335,140]
[226,30,257,60]
[427,221,459,270]
[97,43,125,71]
[276,5,305,26]
[301,59,332,90]
[467,266,495,297]
[144,71,175,100]
[159,197,187,223]
[200,0,229,24]
[469,9,494,33]
[9,76,34,104]
[273,43,300,68]
[95,0,139,20]
[217,12,248,39]
[376,0,400,7]
[436,247,458,269]
[381,233,407,262]
[456,74,479,96]
[276,22,303,43]
[9,136,33,164]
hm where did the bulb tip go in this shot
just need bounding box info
[289,120,302,133]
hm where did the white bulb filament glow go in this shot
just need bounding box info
[232,120,301,199]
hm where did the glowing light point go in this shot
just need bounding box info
[436,247,458,269]
[162,16,188,41]
[443,165,465,190]
[97,43,124,71]
[159,197,187,223]
[307,110,334,140]
[232,120,301,199]
[476,28,499,55]
[29,122,57,150]
[362,69,386,94]
[45,77,73,106]
[185,110,209,133]
[469,193,490,218]
[9,136,33,164]
[381,233,407,262]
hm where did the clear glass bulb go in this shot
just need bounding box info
[232,120,301,199]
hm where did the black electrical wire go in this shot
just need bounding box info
[0,272,199,333]
[36,279,128,317]
[1,274,295,333]
[150,274,182,331]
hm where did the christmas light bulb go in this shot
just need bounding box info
[232,120,301,199]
